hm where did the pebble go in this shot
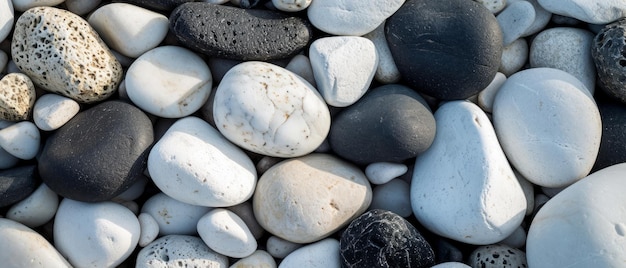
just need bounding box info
[125,46,213,118]
[369,179,412,218]
[230,250,276,268]
[510,0,553,37]
[538,0,626,24]
[530,27,596,93]
[0,50,7,72]
[0,165,37,207]
[478,72,507,113]
[32,94,80,131]
[329,84,436,165]
[307,0,404,36]
[266,236,303,259]
[365,162,408,185]
[213,61,331,158]
[170,2,313,61]
[65,0,101,15]
[412,101,527,245]
[499,38,529,76]
[500,225,527,249]
[253,153,372,243]
[431,263,471,268]
[0,218,72,267]
[11,0,65,12]
[228,201,265,240]
[0,73,35,121]
[39,101,154,202]
[492,68,602,187]
[278,238,341,268]
[0,147,18,169]
[515,170,535,216]
[138,213,159,247]
[497,1,536,46]
[285,54,316,87]
[197,208,257,258]
[113,175,148,202]
[433,238,464,264]
[272,0,310,12]
[6,183,58,228]
[592,19,626,103]
[136,235,229,267]
[527,162,626,267]
[593,100,626,171]
[54,199,140,268]
[475,0,506,13]
[0,121,39,160]
[88,3,169,58]
[148,116,257,207]
[386,0,502,100]
[309,36,378,107]
[11,7,123,103]
[340,209,436,268]
[468,244,528,268]
[0,0,12,43]
[140,192,212,236]
[363,22,402,84]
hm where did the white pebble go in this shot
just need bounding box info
[370,179,412,217]
[497,1,536,46]
[6,183,58,228]
[272,0,311,12]
[510,0,553,37]
[0,218,72,267]
[307,0,405,36]
[365,162,408,185]
[140,193,212,236]
[0,50,8,72]
[197,208,257,258]
[229,250,277,268]
[113,176,147,202]
[0,0,12,43]
[363,21,401,84]
[478,72,507,113]
[33,94,80,131]
[137,235,229,267]
[279,238,341,268]
[65,0,101,15]
[499,38,529,76]
[538,0,626,24]
[475,0,506,13]
[228,201,265,239]
[515,170,535,216]
[11,0,64,12]
[266,235,303,259]
[138,213,160,247]
[500,225,527,249]
[0,121,39,160]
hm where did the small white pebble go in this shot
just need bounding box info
[365,162,408,185]
[229,250,277,268]
[7,183,59,228]
[500,225,527,249]
[197,208,257,258]
[0,121,39,160]
[33,94,80,131]
[478,72,507,113]
[138,213,160,247]
[266,235,303,259]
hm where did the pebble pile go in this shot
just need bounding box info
[0,0,625,267]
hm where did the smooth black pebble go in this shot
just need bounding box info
[0,165,37,207]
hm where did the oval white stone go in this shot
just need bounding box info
[363,22,401,84]
[197,208,257,258]
[0,121,39,160]
[266,236,303,259]
[499,38,529,76]
[138,213,160,247]
[278,238,341,268]
[307,0,405,36]
[33,94,80,131]
[496,1,536,46]
[140,192,211,235]
[365,162,408,185]
[0,218,71,268]
[272,0,311,12]
[6,183,58,228]
[0,0,12,43]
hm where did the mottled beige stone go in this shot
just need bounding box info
[0,73,36,121]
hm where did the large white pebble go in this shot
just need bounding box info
[370,179,412,217]
[363,22,401,84]
[54,199,140,268]
[140,192,212,235]
[126,46,212,118]
[412,101,527,245]
[266,236,303,259]
[137,235,229,267]
[0,121,39,159]
[33,94,80,131]
[88,3,169,58]
[527,163,626,267]
[213,61,330,158]
[148,116,257,207]
[0,0,12,43]
[0,218,71,267]
[197,208,257,258]
[493,68,601,187]
[278,238,341,268]
[6,183,58,228]
[309,36,378,107]
[230,250,276,268]
[365,162,408,185]
[138,213,159,247]
[307,0,405,36]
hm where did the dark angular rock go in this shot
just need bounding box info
[170,2,313,60]
[112,0,193,12]
[386,0,502,100]
[340,209,435,268]
[329,84,436,165]
[0,165,37,207]
[38,101,154,202]
[592,100,626,171]
[592,19,626,104]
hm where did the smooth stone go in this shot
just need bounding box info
[0,121,39,160]
[0,147,18,169]
[148,116,257,207]
[201,0,230,3]
[369,179,412,218]
[228,201,265,240]
[340,209,435,268]
[538,0,626,24]
[113,175,148,202]
[253,153,372,244]
[412,101,527,245]
[527,163,626,267]
[141,193,211,236]
[88,3,169,58]
[138,213,160,247]
[551,13,583,25]
[468,244,528,268]
[54,199,140,268]
[329,84,436,165]
[499,38,529,76]
[39,101,154,202]
[493,68,602,187]
[65,0,101,15]
[0,165,37,207]
[170,2,313,61]
[365,162,408,185]
[510,0,553,36]
[0,218,71,268]
[431,263,471,268]
[229,250,276,268]
[213,61,330,158]
[530,27,596,93]
[11,7,123,103]
[433,238,464,264]
[515,170,535,216]
[6,183,58,228]
[0,50,7,72]
[386,0,502,100]
[497,1,536,46]
[137,235,229,267]
[11,0,65,11]
[363,22,401,84]
[309,36,378,107]
[32,94,80,131]
[541,185,567,198]
[285,54,316,87]
[500,225,527,249]
[478,72,507,113]
[120,0,193,11]
[278,238,341,268]
[592,19,626,103]
[593,100,626,171]
[0,0,12,43]
[197,208,257,258]
[272,0,310,12]
[266,236,303,259]
[307,0,405,36]
[126,46,212,118]
[0,73,35,121]
[475,0,506,13]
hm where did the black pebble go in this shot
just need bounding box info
[592,18,626,104]
[592,99,626,171]
[0,165,37,207]
[340,209,436,268]
[385,0,502,100]
[38,101,154,202]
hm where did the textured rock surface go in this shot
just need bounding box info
[0,165,37,207]
[0,218,71,268]
[468,244,528,268]
[137,235,229,267]
[538,0,626,24]
[592,19,626,103]
[307,0,405,36]
[0,73,35,121]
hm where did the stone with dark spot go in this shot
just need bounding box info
[468,244,527,268]
[329,84,436,165]
[112,0,193,12]
[340,209,435,268]
[38,101,154,202]
[0,165,37,207]
[170,2,313,60]
[385,0,502,100]
[592,18,626,104]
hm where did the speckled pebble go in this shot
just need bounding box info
[0,73,35,121]
[468,244,528,268]
[197,208,257,258]
[32,94,80,131]
[140,192,212,236]
[592,19,626,103]
[475,0,506,13]
[136,235,229,268]
[6,183,58,228]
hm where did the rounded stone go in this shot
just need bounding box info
[478,72,507,113]
[0,121,40,160]
[0,165,37,208]
[138,213,159,247]
[39,101,154,202]
[136,235,229,268]
[496,1,536,46]
[0,0,13,44]
[272,0,311,12]
[363,22,401,84]
[369,179,412,218]
[468,244,528,268]
[340,209,435,268]
[0,73,35,121]
[279,238,341,268]
[213,61,331,158]
[228,201,265,240]
[140,192,211,236]
[365,162,408,185]
[0,218,71,268]
[329,84,436,165]
[592,19,626,103]
[538,0,626,24]
[499,38,529,76]
[230,250,276,268]
[386,0,502,100]
[266,236,303,259]
[197,208,257,258]
[65,0,101,15]
[6,183,58,228]
[33,94,80,131]
[306,0,405,36]
[253,153,372,244]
